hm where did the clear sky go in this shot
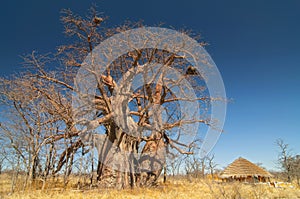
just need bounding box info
[1,0,299,170]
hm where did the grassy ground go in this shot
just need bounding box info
[1,174,300,199]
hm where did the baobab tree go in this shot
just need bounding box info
[0,7,226,189]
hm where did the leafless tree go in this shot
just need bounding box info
[0,64,84,188]
[185,154,207,179]
[0,7,222,189]
[276,139,295,183]
[207,153,217,179]
[0,75,53,183]
[167,152,185,177]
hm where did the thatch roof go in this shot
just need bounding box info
[220,157,273,178]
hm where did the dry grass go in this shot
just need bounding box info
[1,174,300,199]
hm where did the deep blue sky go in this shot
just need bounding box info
[1,0,300,170]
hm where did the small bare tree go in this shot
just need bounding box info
[207,153,217,179]
[276,139,294,182]
[185,154,207,178]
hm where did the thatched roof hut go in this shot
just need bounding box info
[220,157,272,182]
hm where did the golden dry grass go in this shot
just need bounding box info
[1,174,300,199]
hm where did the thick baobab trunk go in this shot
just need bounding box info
[96,124,130,188]
[96,128,166,188]
[95,66,167,188]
